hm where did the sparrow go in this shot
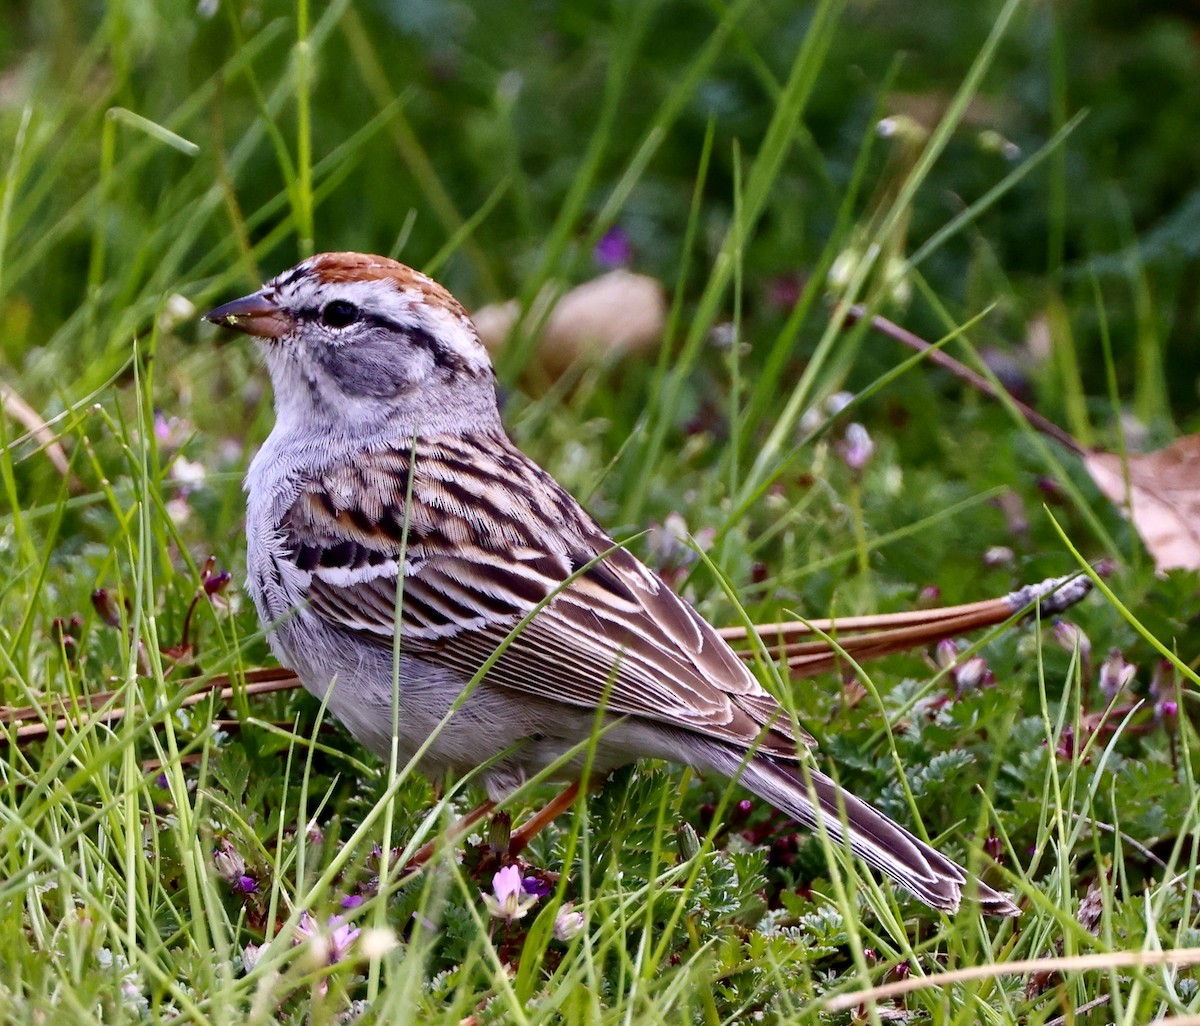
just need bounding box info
[205,251,1018,916]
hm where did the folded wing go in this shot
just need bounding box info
[279,433,808,758]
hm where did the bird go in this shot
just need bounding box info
[205,251,1019,917]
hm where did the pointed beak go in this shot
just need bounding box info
[204,290,296,339]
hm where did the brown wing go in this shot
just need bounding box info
[278,432,809,758]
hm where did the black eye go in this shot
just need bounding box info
[320,300,359,329]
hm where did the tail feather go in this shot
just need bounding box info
[706,747,1019,916]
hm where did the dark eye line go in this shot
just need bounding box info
[296,306,470,373]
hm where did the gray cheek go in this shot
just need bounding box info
[320,330,432,398]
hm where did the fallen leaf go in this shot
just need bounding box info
[1084,434,1200,572]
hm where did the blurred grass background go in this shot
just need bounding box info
[1,1,1199,1022]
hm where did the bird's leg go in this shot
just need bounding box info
[400,779,586,877]
[508,780,583,856]
[404,797,496,871]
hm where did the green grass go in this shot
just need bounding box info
[1,1,1199,1022]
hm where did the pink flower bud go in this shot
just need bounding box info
[553,903,585,941]
[952,655,992,695]
[212,838,245,884]
[91,588,123,628]
[1098,649,1135,701]
[836,423,875,472]
[934,638,960,670]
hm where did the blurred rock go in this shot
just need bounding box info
[472,270,667,380]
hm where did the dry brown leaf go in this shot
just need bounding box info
[1084,434,1200,572]
[473,270,666,378]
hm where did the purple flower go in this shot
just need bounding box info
[483,865,539,921]
[1054,725,1082,762]
[327,916,361,964]
[594,227,632,268]
[340,893,365,910]
[234,875,257,894]
[294,910,317,944]
[729,798,754,828]
[293,911,360,966]
[411,912,438,934]
[153,409,192,448]
[204,570,232,597]
[522,875,551,898]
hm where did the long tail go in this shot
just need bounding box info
[703,746,1019,916]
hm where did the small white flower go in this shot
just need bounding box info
[983,545,1015,568]
[824,391,854,418]
[120,974,148,1011]
[883,255,911,305]
[358,927,398,959]
[978,129,1021,160]
[875,114,926,144]
[497,69,523,105]
[170,456,207,487]
[158,293,197,332]
[799,391,855,436]
[708,322,737,350]
[799,405,825,436]
[827,247,861,291]
[648,512,697,568]
[165,496,192,526]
